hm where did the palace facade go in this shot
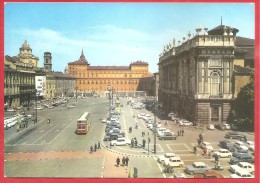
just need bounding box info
[67,50,151,96]
[158,24,254,125]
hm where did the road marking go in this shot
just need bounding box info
[32,124,58,144]
[153,156,166,178]
[49,121,74,144]
[13,130,38,145]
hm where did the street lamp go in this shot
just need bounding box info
[153,96,157,154]
[107,85,112,118]
[34,90,40,124]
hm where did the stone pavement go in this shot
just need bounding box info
[4,149,129,178]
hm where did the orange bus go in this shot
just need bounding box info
[77,112,91,134]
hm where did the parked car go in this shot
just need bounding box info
[200,141,214,151]
[234,141,248,151]
[223,123,231,130]
[207,124,215,130]
[67,105,75,109]
[165,156,184,168]
[244,141,254,151]
[230,162,254,174]
[213,149,232,158]
[232,149,250,158]
[219,140,236,152]
[230,169,254,178]
[224,132,246,141]
[194,171,224,178]
[184,162,212,175]
[215,124,226,131]
[101,118,107,123]
[158,131,177,140]
[230,153,254,165]
[34,106,43,110]
[179,120,193,126]
[110,137,131,146]
[157,153,176,164]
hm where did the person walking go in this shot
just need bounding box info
[116,157,120,167]
[125,156,129,166]
[182,129,184,136]
[94,143,97,152]
[194,146,197,155]
[142,139,146,148]
[90,146,93,153]
[98,141,101,149]
[122,156,126,166]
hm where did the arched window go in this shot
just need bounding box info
[210,71,221,96]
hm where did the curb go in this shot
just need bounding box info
[101,142,158,158]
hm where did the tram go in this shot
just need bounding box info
[76,112,91,134]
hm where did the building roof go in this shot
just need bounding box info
[52,71,75,79]
[20,40,32,50]
[130,61,148,66]
[208,25,239,36]
[68,49,90,65]
[234,65,254,74]
[236,36,254,46]
[89,66,130,70]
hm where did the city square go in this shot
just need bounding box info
[3,2,257,182]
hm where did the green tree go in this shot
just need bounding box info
[228,72,254,132]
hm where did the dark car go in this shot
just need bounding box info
[215,124,226,131]
[219,140,236,152]
[232,149,250,158]
[230,153,254,165]
[224,132,246,141]
[103,133,123,141]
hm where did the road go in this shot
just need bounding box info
[4,97,255,178]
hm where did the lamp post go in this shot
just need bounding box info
[107,85,112,118]
[152,75,157,154]
[35,90,39,124]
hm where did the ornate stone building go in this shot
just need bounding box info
[158,24,240,125]
[67,50,151,96]
[14,40,39,67]
[4,56,36,109]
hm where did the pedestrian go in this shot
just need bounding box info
[131,139,134,148]
[142,139,146,148]
[90,146,93,153]
[134,139,138,147]
[208,150,211,159]
[177,130,180,136]
[125,156,129,166]
[94,143,97,152]
[194,146,197,155]
[98,141,101,149]
[182,129,184,136]
[203,147,207,156]
[116,157,120,167]
[122,156,126,166]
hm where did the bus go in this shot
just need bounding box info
[77,112,91,134]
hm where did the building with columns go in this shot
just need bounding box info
[158,24,246,125]
[67,50,151,96]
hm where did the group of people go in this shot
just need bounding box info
[90,142,101,153]
[130,137,138,148]
[177,128,185,136]
[116,156,129,167]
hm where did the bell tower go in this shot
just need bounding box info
[44,52,52,72]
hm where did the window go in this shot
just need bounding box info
[211,106,219,119]
[210,72,221,96]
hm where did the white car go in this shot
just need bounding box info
[245,141,254,151]
[230,169,254,178]
[234,141,249,151]
[110,138,131,146]
[137,113,146,119]
[207,124,215,130]
[67,105,75,109]
[179,120,193,126]
[34,106,43,110]
[201,142,214,151]
[165,156,184,167]
[101,118,107,123]
[230,162,254,174]
[213,149,232,158]
[157,153,176,164]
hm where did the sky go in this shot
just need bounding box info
[4,3,255,73]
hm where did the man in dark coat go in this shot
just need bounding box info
[116,157,120,167]
[125,156,129,166]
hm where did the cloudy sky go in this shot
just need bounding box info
[4,3,254,73]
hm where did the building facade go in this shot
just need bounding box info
[67,50,151,96]
[4,56,36,109]
[158,24,240,125]
[53,72,76,97]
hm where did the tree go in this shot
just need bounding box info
[228,72,254,132]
